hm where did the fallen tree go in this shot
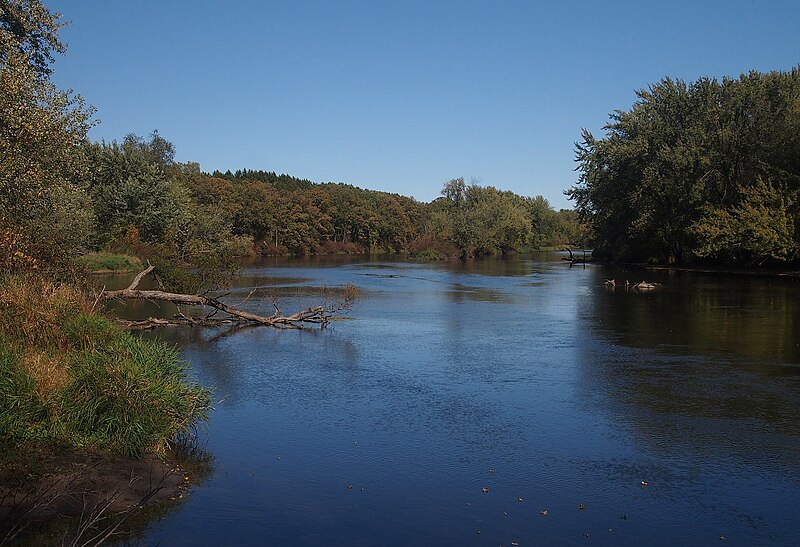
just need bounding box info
[101,263,357,330]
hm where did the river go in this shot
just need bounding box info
[111,253,799,545]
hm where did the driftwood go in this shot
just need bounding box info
[102,263,355,330]
[562,247,591,264]
[602,278,662,292]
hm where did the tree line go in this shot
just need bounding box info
[3,88,580,273]
[6,0,797,274]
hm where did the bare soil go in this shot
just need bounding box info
[0,446,189,535]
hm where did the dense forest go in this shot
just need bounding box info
[6,125,582,273]
[2,3,798,275]
[569,69,800,266]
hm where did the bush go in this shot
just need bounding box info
[74,252,143,272]
[257,241,289,256]
[0,274,210,457]
[406,236,461,260]
[317,240,365,255]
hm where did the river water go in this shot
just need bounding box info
[115,253,799,546]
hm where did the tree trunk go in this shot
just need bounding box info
[102,264,354,330]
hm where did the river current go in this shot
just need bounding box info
[111,253,799,546]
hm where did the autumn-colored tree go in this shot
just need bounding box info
[0,0,95,269]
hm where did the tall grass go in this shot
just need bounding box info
[0,274,210,458]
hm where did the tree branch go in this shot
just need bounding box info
[102,266,355,330]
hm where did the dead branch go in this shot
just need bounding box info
[125,262,154,291]
[102,266,356,330]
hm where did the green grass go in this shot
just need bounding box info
[74,252,143,272]
[0,274,210,458]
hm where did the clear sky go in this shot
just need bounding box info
[48,0,799,208]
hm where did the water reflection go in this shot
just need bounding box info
[586,267,800,365]
[107,254,800,545]
[571,267,800,540]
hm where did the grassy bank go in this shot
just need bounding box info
[0,274,210,458]
[74,252,143,273]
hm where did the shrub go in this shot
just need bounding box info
[0,274,210,457]
[317,240,365,255]
[257,241,289,256]
[406,236,461,260]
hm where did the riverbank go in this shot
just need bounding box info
[0,438,212,544]
[0,273,211,541]
[1,448,180,531]
[644,264,800,278]
[73,252,143,273]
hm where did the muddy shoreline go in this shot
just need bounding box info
[0,447,198,542]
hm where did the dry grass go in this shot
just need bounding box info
[0,274,92,349]
[22,352,69,399]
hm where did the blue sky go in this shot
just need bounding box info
[49,0,799,208]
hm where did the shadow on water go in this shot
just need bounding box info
[586,266,800,364]
[568,265,800,543]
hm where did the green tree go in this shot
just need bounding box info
[0,0,65,77]
[692,178,797,265]
[0,0,95,268]
[569,69,800,265]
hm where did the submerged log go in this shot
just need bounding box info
[102,264,355,330]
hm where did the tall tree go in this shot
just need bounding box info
[0,0,65,77]
[569,69,800,265]
[0,0,95,269]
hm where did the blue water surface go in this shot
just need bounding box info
[134,254,800,546]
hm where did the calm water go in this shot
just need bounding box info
[118,253,799,546]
